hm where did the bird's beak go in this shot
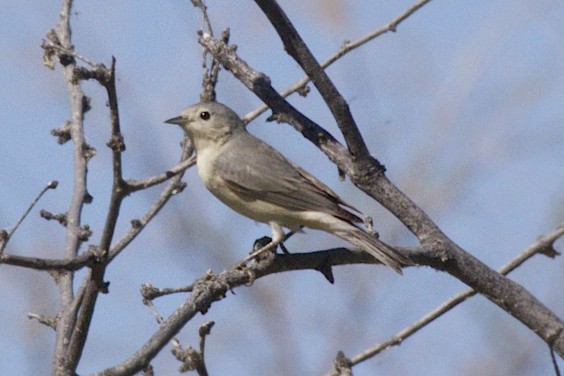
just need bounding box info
[164,115,185,125]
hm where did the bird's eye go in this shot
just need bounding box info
[199,111,211,120]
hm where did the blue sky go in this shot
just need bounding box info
[1,1,562,375]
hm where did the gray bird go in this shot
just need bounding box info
[165,102,410,274]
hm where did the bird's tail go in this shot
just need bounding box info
[332,223,412,274]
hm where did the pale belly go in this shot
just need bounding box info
[196,146,338,232]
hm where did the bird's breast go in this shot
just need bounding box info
[194,143,327,232]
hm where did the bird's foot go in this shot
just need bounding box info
[236,236,279,270]
[235,237,278,286]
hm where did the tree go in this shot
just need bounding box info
[0,0,562,375]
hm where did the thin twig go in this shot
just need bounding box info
[549,343,562,376]
[125,155,196,192]
[42,39,103,68]
[243,0,433,123]
[327,224,564,373]
[199,321,214,358]
[144,298,185,362]
[191,0,213,37]
[195,321,214,376]
[192,0,226,102]
[0,180,58,254]
[141,283,195,300]
[108,139,194,262]
[28,312,58,330]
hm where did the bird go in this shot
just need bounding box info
[165,101,410,274]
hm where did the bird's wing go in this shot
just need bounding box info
[214,133,362,223]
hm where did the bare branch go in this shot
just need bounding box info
[40,209,68,226]
[191,0,214,37]
[171,321,214,375]
[549,344,562,376]
[144,298,195,373]
[61,73,195,373]
[254,0,369,159]
[108,140,193,263]
[198,321,214,361]
[0,180,58,254]
[93,250,371,375]
[141,283,194,300]
[42,38,103,68]
[125,155,196,192]
[28,312,59,330]
[193,1,229,103]
[326,224,564,374]
[65,57,127,372]
[243,0,434,123]
[0,251,95,271]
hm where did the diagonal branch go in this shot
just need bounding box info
[328,224,563,374]
[254,0,369,159]
[108,139,193,263]
[125,155,196,192]
[244,0,434,124]
[0,181,58,255]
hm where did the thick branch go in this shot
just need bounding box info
[92,249,376,375]
[334,225,564,372]
[48,0,89,373]
[96,225,561,375]
[254,0,369,159]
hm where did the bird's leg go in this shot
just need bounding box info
[235,226,301,285]
[237,222,286,268]
[269,222,287,244]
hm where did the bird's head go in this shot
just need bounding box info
[165,102,245,150]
